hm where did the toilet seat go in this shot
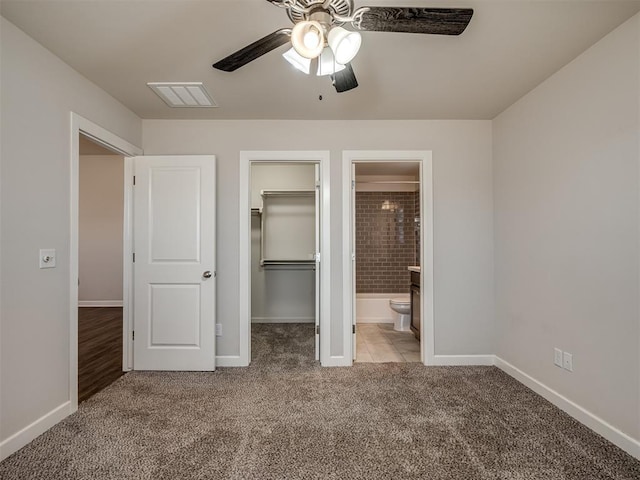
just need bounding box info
[389,296,411,332]
[390,297,410,306]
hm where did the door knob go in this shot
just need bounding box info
[203,271,212,279]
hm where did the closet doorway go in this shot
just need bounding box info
[250,163,318,363]
[239,151,331,367]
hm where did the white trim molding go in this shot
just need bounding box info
[432,355,495,366]
[215,355,244,367]
[251,317,315,324]
[78,300,123,307]
[239,151,331,367]
[495,356,640,460]
[70,113,142,412]
[342,150,434,366]
[0,402,72,461]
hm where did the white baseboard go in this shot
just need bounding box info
[78,300,123,307]
[215,355,248,367]
[356,318,394,324]
[0,401,72,461]
[431,354,495,366]
[251,317,314,324]
[322,355,352,367]
[495,356,640,460]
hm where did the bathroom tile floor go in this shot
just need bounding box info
[355,323,421,363]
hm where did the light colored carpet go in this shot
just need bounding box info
[1,324,639,479]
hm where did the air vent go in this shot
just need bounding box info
[147,82,218,108]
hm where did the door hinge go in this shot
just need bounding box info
[316,325,319,335]
[315,181,320,189]
[353,325,356,334]
[132,330,135,341]
[133,175,136,186]
[351,179,355,189]
[133,253,136,263]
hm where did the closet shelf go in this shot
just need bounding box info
[261,189,315,197]
[261,259,316,270]
[259,188,316,268]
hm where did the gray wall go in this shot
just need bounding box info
[142,119,495,359]
[79,154,124,302]
[1,17,141,445]
[493,14,640,441]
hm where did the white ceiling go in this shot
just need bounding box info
[2,0,639,120]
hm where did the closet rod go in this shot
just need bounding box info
[356,180,419,184]
[261,189,315,197]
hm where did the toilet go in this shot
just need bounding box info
[389,296,411,332]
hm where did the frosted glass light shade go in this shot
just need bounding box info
[291,21,325,59]
[317,47,346,76]
[282,47,311,74]
[328,27,362,65]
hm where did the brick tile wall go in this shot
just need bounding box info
[355,192,418,293]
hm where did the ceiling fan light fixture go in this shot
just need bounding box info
[291,21,325,59]
[317,47,346,76]
[328,26,362,65]
[282,47,312,74]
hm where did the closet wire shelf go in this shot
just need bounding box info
[259,189,316,270]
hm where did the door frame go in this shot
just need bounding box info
[342,151,434,365]
[239,151,331,367]
[70,113,142,411]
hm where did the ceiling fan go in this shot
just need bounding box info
[212,0,474,93]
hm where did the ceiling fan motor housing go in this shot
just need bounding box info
[287,0,354,24]
[308,9,334,33]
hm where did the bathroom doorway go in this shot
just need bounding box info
[342,151,434,365]
[353,162,421,362]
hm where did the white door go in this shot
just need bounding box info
[133,155,216,371]
[314,164,320,361]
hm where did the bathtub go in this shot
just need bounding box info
[356,293,409,324]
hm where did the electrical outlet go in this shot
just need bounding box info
[554,348,563,367]
[216,323,222,336]
[563,351,573,372]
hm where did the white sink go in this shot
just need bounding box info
[408,266,420,272]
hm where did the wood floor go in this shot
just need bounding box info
[78,307,124,403]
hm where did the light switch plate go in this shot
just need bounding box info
[39,249,56,269]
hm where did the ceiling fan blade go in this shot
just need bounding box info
[213,28,291,72]
[332,64,358,93]
[353,7,473,35]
